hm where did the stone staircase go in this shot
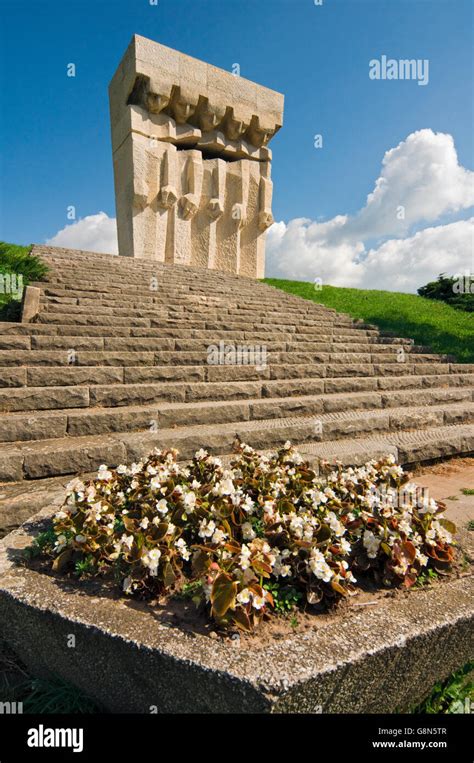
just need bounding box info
[0,244,473,534]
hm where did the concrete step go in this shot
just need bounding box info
[0,333,434,356]
[0,388,471,442]
[0,473,91,539]
[2,403,473,481]
[39,290,335,314]
[0,348,450,368]
[1,360,472,391]
[1,244,469,492]
[299,423,474,467]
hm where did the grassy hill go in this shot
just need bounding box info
[0,242,48,320]
[264,279,474,364]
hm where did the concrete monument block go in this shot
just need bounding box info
[109,35,284,278]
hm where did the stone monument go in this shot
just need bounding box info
[109,35,284,278]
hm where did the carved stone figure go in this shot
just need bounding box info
[109,35,284,278]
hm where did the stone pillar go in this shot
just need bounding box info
[109,35,284,278]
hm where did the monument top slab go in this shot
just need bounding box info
[110,34,284,147]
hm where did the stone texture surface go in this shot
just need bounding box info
[109,35,284,277]
[413,459,474,529]
[21,286,41,323]
[0,245,473,533]
[0,509,472,713]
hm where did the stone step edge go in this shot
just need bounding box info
[1,370,473,393]
[2,419,473,482]
[2,401,473,455]
[0,385,472,420]
[298,424,474,467]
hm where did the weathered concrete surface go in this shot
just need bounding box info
[21,286,40,323]
[0,507,472,713]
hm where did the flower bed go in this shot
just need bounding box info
[28,443,457,633]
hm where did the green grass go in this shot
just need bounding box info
[411,661,474,714]
[461,488,474,496]
[0,640,100,713]
[0,241,48,321]
[264,279,474,363]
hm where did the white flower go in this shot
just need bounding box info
[242,522,256,540]
[425,528,437,546]
[121,534,134,550]
[54,534,67,552]
[195,448,208,460]
[263,500,275,517]
[156,499,168,515]
[431,520,452,545]
[242,495,255,514]
[236,588,251,605]
[363,530,381,559]
[311,490,327,506]
[327,511,345,537]
[211,528,227,544]
[416,550,429,567]
[215,478,234,496]
[66,478,85,496]
[142,548,161,576]
[175,538,191,561]
[252,594,266,610]
[97,465,112,481]
[183,491,196,512]
[239,544,252,570]
[198,519,216,539]
[340,538,351,555]
[398,519,412,536]
[75,534,86,544]
[308,549,334,582]
[419,497,438,515]
[140,517,150,530]
[116,464,128,474]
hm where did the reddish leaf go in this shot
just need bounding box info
[232,608,252,632]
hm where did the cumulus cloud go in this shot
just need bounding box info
[46,212,118,254]
[268,217,473,291]
[44,130,473,292]
[267,129,474,291]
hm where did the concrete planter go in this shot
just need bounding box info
[0,508,473,713]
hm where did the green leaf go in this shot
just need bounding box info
[163,562,176,587]
[439,518,457,535]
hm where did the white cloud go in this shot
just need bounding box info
[267,129,474,291]
[44,130,473,293]
[46,212,118,254]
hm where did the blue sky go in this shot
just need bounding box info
[0,0,472,290]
